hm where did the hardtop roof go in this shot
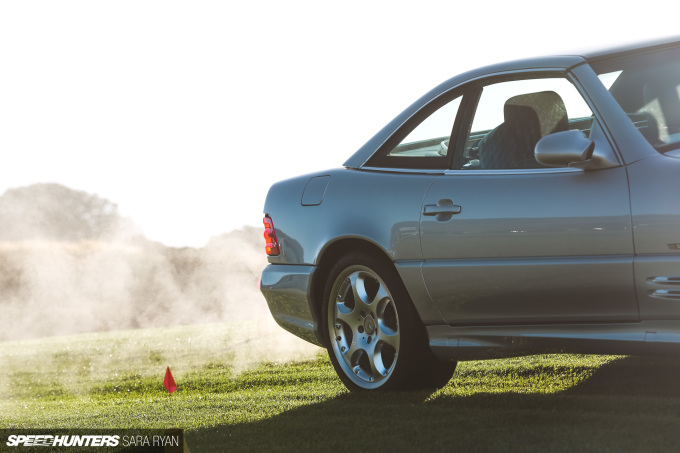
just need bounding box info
[579,35,680,62]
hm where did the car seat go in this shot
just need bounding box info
[479,91,568,169]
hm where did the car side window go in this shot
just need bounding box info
[594,47,680,153]
[366,95,462,169]
[387,97,462,158]
[453,78,594,170]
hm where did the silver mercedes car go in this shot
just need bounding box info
[260,37,680,391]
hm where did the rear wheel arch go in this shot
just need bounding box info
[317,247,457,390]
[312,238,395,346]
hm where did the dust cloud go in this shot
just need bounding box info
[0,184,320,368]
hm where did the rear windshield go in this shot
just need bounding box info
[592,46,680,153]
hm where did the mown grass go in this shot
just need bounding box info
[2,324,680,452]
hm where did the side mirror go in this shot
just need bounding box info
[535,130,595,168]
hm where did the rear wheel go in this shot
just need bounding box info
[322,253,456,391]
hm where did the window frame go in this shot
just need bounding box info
[364,68,617,172]
[449,71,599,171]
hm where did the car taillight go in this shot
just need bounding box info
[263,216,280,256]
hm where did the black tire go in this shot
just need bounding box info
[321,252,457,391]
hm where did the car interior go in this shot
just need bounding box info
[454,89,594,170]
[600,57,680,152]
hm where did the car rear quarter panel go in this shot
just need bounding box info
[263,168,447,329]
[264,168,438,265]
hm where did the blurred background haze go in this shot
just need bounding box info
[1,0,675,247]
[0,1,676,345]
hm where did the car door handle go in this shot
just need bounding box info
[423,204,462,215]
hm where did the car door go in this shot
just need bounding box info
[420,74,638,325]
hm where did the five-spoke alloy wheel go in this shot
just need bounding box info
[328,265,400,388]
[323,253,457,391]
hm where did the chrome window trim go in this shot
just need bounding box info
[358,166,583,176]
[444,168,583,176]
[357,166,447,175]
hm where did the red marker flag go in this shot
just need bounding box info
[164,367,177,394]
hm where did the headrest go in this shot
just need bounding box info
[504,91,569,136]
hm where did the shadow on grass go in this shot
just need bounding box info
[187,356,680,453]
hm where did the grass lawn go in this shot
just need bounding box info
[2,323,680,452]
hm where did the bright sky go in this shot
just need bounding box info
[0,1,675,247]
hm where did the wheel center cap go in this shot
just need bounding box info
[364,316,376,335]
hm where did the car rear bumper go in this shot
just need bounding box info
[260,264,323,346]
